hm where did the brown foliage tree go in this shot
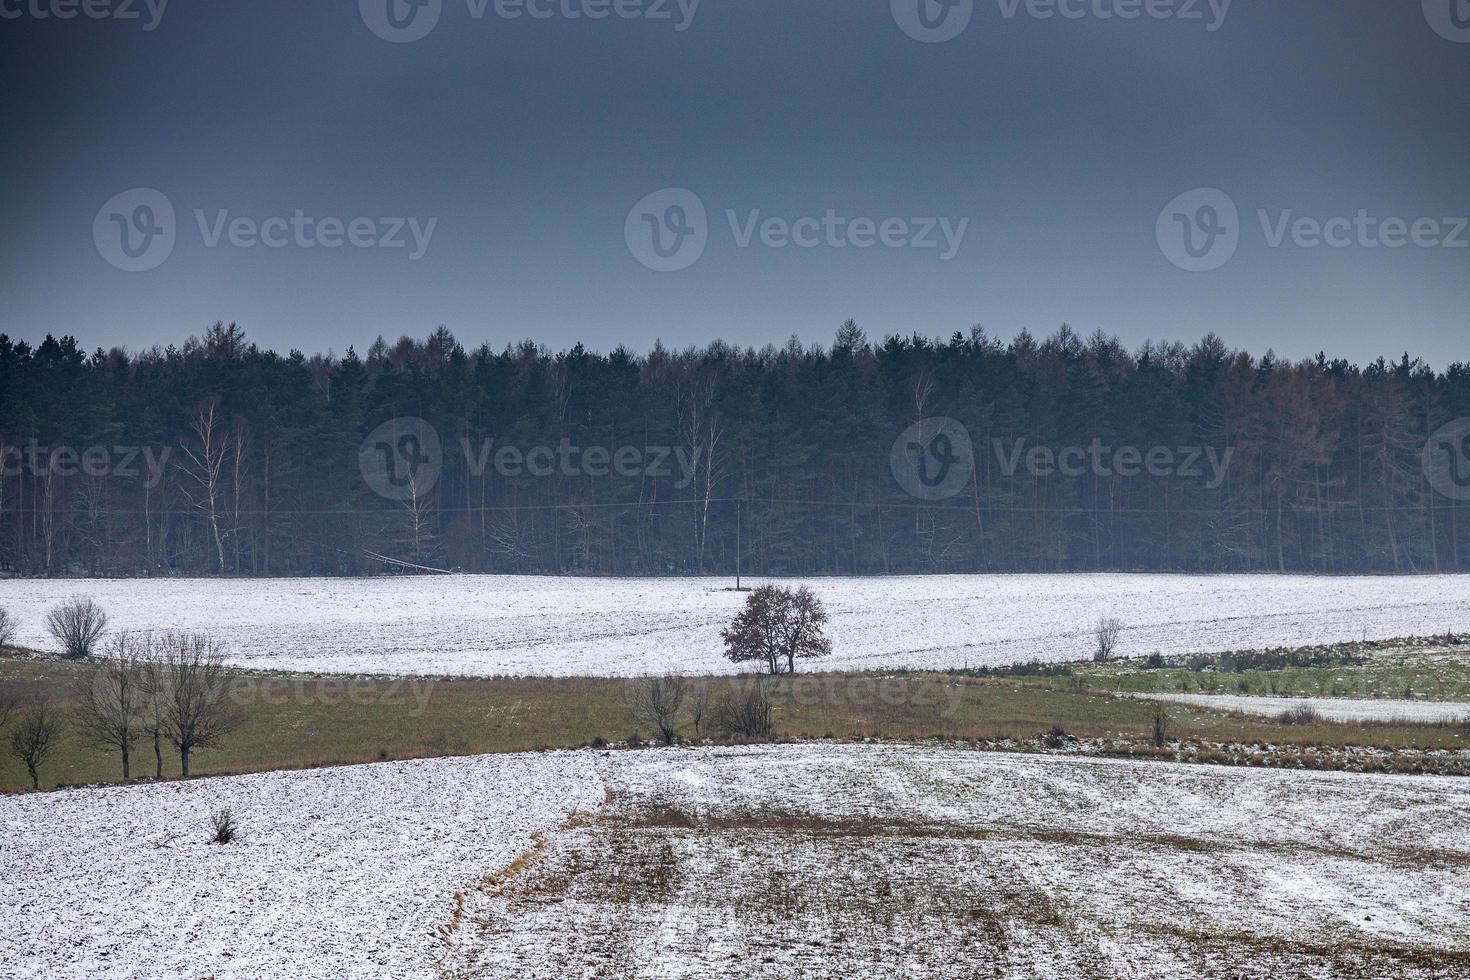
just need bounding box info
[721,585,831,675]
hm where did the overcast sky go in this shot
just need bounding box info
[1,0,1466,366]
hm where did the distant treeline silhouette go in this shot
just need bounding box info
[1,320,1467,577]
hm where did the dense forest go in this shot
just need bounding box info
[0,320,1467,578]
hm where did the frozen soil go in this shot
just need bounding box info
[5,744,1469,979]
[442,745,1470,979]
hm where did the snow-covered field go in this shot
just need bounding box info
[4,745,1468,979]
[0,753,604,980]
[1137,692,1470,723]
[0,573,1466,677]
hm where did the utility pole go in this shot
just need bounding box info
[735,497,742,590]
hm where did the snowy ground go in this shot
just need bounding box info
[4,745,1469,979]
[0,753,603,980]
[0,573,1466,677]
[1136,692,1470,723]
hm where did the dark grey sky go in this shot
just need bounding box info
[1,0,1466,365]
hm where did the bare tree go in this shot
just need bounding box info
[178,398,232,575]
[628,675,687,746]
[138,654,169,780]
[687,683,711,739]
[158,632,242,777]
[46,596,109,659]
[74,635,146,780]
[721,584,832,675]
[1095,616,1124,664]
[8,702,62,790]
[0,606,17,651]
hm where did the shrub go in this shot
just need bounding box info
[1150,703,1169,748]
[1042,724,1072,749]
[627,675,687,746]
[1278,704,1323,726]
[46,597,108,659]
[1094,617,1123,663]
[210,808,239,845]
[713,682,773,739]
[0,607,17,651]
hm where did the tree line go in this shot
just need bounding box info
[1,319,1467,577]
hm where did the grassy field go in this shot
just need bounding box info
[3,646,1469,793]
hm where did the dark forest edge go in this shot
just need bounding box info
[2,320,1469,578]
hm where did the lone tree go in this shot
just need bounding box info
[46,597,108,659]
[8,702,62,790]
[158,632,241,777]
[627,675,687,746]
[721,585,831,675]
[75,635,147,780]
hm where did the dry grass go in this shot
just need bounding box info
[2,653,1466,792]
